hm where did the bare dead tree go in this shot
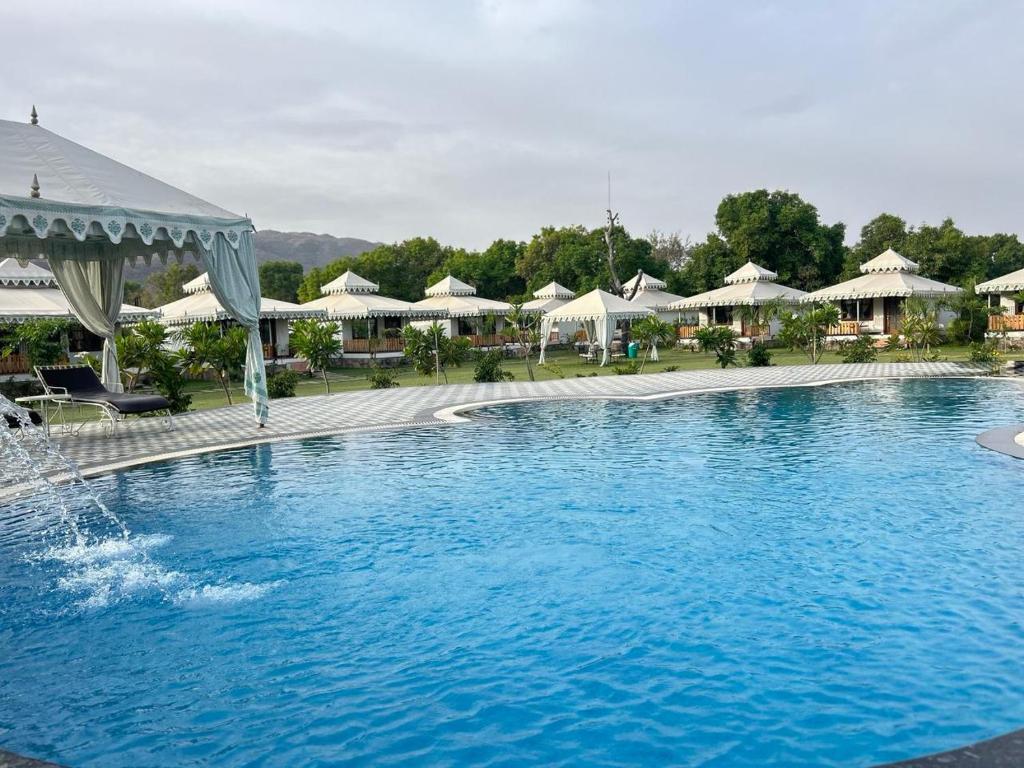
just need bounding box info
[604,208,625,296]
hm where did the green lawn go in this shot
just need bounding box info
[181,344,982,412]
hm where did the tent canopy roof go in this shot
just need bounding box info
[629,287,686,310]
[802,271,962,302]
[413,293,512,317]
[0,117,251,258]
[544,288,654,322]
[303,291,437,320]
[425,274,476,297]
[725,261,777,284]
[0,256,58,286]
[671,280,806,309]
[532,281,575,299]
[158,274,323,324]
[623,272,667,291]
[321,270,380,295]
[859,248,919,274]
[976,267,1024,294]
[522,296,571,314]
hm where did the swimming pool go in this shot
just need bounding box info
[1,377,1023,767]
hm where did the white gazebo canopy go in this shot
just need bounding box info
[522,281,576,313]
[622,271,686,311]
[0,112,269,423]
[802,249,962,303]
[0,257,154,323]
[976,267,1024,295]
[538,288,653,366]
[413,274,513,318]
[669,262,806,309]
[157,272,323,325]
[302,270,439,320]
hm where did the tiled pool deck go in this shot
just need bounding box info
[48,361,990,479]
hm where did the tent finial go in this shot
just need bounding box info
[30,105,38,125]
[30,174,40,198]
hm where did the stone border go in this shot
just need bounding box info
[876,727,1024,766]
[976,424,1024,459]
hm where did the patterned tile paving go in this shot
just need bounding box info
[38,361,986,479]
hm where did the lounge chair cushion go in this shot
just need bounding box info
[37,366,170,415]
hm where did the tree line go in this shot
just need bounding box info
[127,189,1024,308]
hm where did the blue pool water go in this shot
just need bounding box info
[2,378,1024,767]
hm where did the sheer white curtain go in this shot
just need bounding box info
[201,231,269,426]
[48,253,126,391]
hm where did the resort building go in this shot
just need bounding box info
[522,281,578,343]
[156,272,322,359]
[411,275,512,345]
[301,270,437,362]
[0,257,155,375]
[622,272,686,322]
[802,249,961,337]
[668,261,805,342]
[976,267,1024,338]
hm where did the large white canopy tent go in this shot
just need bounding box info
[669,262,806,311]
[802,249,963,303]
[538,289,653,366]
[521,281,575,314]
[0,113,269,424]
[157,272,321,325]
[622,273,686,319]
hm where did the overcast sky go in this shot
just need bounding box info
[8,0,1024,249]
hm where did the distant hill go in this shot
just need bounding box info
[119,230,381,280]
[252,230,381,270]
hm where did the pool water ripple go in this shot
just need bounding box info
[1,378,1024,767]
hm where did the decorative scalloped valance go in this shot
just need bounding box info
[0,194,251,259]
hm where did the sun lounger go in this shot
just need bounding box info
[35,365,173,435]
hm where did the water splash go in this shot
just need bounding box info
[1,393,273,610]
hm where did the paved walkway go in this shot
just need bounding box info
[43,361,986,478]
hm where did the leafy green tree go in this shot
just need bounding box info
[430,239,527,300]
[290,319,342,393]
[117,319,170,392]
[473,350,514,382]
[1,319,70,368]
[259,261,304,302]
[669,233,739,295]
[178,322,249,404]
[298,237,451,303]
[714,189,846,290]
[777,304,840,364]
[900,297,942,361]
[693,325,738,368]
[140,263,201,307]
[631,316,676,372]
[401,322,470,384]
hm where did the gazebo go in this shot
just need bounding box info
[975,267,1024,337]
[412,275,512,346]
[668,262,805,342]
[802,249,961,337]
[0,111,270,424]
[0,257,155,374]
[301,270,437,360]
[538,289,653,366]
[622,272,686,322]
[156,272,322,359]
[522,281,577,343]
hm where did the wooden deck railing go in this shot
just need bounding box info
[827,321,861,336]
[0,353,30,375]
[677,325,700,339]
[989,314,1024,331]
[461,334,507,347]
[343,337,406,353]
[741,324,769,338]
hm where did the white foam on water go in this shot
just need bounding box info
[175,580,282,606]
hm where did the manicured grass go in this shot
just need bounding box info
[180,344,981,411]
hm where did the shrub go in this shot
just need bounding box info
[893,352,912,363]
[473,350,514,382]
[968,341,1001,364]
[367,366,400,389]
[574,372,599,378]
[267,368,300,398]
[662,365,679,372]
[614,361,640,375]
[150,355,192,414]
[840,335,877,364]
[746,342,772,367]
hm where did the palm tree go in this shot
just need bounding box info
[632,316,676,373]
[177,322,248,404]
[290,319,342,393]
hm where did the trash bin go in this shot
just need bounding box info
[627,342,639,359]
